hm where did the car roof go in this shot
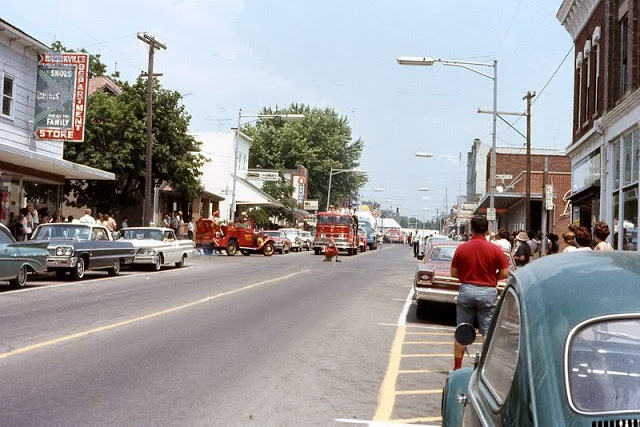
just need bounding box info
[123,227,174,232]
[429,240,460,248]
[505,252,640,420]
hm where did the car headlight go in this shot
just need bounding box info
[55,246,74,257]
[138,248,157,255]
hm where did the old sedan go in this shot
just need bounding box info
[442,251,640,426]
[119,227,195,270]
[0,223,49,288]
[263,230,291,254]
[279,228,302,252]
[414,241,515,319]
[299,231,313,251]
[27,223,134,280]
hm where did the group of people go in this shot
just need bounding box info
[162,211,195,240]
[561,221,613,252]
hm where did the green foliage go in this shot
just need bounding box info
[245,104,367,210]
[63,78,204,213]
[50,41,107,78]
[246,208,270,229]
[261,178,297,223]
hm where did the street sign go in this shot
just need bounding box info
[486,207,496,221]
[495,174,513,180]
[246,171,279,181]
[303,200,319,211]
[544,184,554,210]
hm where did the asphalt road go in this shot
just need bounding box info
[0,244,473,426]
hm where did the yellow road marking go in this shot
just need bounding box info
[405,332,453,336]
[372,325,406,421]
[402,353,451,358]
[0,270,308,360]
[398,369,448,374]
[390,416,443,423]
[395,389,442,395]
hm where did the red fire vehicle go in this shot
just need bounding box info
[195,217,275,256]
[312,211,359,256]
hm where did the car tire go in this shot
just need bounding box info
[416,300,430,320]
[9,265,28,289]
[70,257,86,281]
[151,254,163,271]
[108,259,121,276]
[175,254,186,267]
[314,248,320,255]
[262,242,275,257]
[226,240,238,256]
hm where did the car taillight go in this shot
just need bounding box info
[417,272,433,285]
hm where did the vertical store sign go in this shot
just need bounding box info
[291,176,306,207]
[34,52,90,142]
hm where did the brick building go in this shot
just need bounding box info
[557,0,640,251]
[474,147,572,240]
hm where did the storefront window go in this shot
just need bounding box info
[622,186,638,251]
[614,141,621,190]
[624,133,633,185]
[633,131,640,183]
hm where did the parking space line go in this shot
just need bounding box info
[389,416,442,424]
[395,389,442,395]
[335,418,437,426]
[0,270,308,360]
[379,323,455,331]
[405,332,453,336]
[398,369,448,374]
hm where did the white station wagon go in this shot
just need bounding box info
[119,227,195,271]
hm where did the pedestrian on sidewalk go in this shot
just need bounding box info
[413,233,420,257]
[593,221,614,251]
[450,216,509,370]
[574,226,593,251]
[493,229,512,252]
[513,231,532,266]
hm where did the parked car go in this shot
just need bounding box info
[442,251,640,426]
[119,227,195,270]
[262,230,291,254]
[299,231,313,251]
[0,223,49,288]
[279,228,302,252]
[414,240,515,319]
[27,223,135,280]
[357,227,367,252]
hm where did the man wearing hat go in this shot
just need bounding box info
[513,231,532,267]
[450,215,510,370]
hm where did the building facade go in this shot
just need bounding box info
[466,138,491,203]
[557,0,640,251]
[0,18,113,225]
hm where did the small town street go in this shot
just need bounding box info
[0,245,474,426]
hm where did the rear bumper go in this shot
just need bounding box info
[415,286,458,304]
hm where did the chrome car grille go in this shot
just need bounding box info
[592,420,640,427]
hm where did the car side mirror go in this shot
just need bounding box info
[417,254,424,261]
[454,323,477,346]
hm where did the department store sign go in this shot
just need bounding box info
[34,52,90,142]
[572,149,601,193]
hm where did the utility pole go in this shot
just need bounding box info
[541,156,549,255]
[138,33,166,226]
[523,91,536,232]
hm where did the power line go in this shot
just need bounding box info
[495,0,523,56]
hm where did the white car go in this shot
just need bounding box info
[279,228,303,252]
[119,227,195,271]
[299,231,313,251]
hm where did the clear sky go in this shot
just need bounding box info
[4,0,574,220]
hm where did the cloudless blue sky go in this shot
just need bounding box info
[4,0,574,219]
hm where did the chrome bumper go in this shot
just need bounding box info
[132,255,159,265]
[415,287,458,304]
[47,256,78,269]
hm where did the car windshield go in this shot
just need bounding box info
[32,225,91,241]
[317,215,352,225]
[283,231,297,238]
[428,246,457,262]
[121,229,165,241]
[263,231,281,237]
[568,317,640,413]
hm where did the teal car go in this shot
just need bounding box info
[0,223,49,289]
[442,251,640,426]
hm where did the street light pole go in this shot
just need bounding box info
[326,167,366,210]
[399,56,498,231]
[326,167,334,211]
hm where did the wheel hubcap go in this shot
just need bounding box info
[77,260,84,276]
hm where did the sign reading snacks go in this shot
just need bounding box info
[303,200,319,211]
[34,52,90,142]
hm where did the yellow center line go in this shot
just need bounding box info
[373,325,406,422]
[402,353,451,358]
[0,270,308,360]
[395,389,442,395]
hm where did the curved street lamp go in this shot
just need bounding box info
[326,167,366,211]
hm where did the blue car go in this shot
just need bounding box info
[0,223,49,288]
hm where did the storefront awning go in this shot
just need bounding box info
[0,142,114,183]
[235,177,284,209]
[476,191,543,211]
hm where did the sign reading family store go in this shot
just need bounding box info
[34,52,90,142]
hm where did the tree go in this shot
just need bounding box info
[63,78,204,213]
[245,104,367,210]
[261,177,297,223]
[51,41,107,78]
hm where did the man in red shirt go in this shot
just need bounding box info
[451,216,509,370]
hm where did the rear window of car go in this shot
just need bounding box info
[566,316,640,413]
[428,246,456,262]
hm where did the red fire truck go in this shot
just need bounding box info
[312,211,359,256]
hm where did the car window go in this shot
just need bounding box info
[567,317,640,413]
[92,228,109,241]
[429,246,456,261]
[481,287,521,405]
[0,228,14,245]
